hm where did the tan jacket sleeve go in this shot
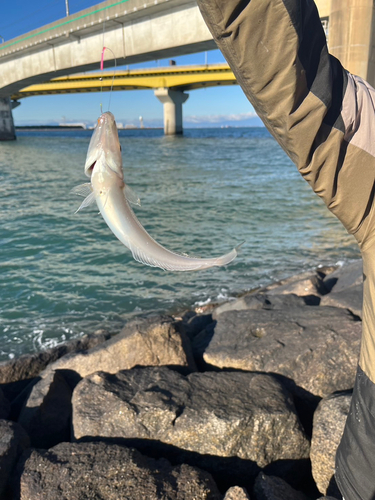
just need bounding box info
[197,0,375,250]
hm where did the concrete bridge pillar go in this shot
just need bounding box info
[154,88,189,135]
[0,97,16,141]
[329,0,375,86]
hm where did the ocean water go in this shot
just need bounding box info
[0,127,360,361]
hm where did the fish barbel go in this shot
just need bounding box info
[72,111,240,271]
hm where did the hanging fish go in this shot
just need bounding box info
[72,111,240,271]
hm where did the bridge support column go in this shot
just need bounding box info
[154,88,189,135]
[0,98,16,141]
[329,0,375,85]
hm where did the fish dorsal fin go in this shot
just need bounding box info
[124,184,141,206]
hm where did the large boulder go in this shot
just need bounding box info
[44,316,196,386]
[320,284,363,319]
[18,370,72,448]
[0,420,29,497]
[253,472,309,500]
[323,260,363,293]
[14,441,221,500]
[320,260,363,317]
[203,306,361,398]
[224,486,251,499]
[72,366,310,490]
[310,391,351,496]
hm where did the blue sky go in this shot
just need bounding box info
[0,0,262,127]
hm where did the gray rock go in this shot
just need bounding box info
[44,316,196,385]
[253,472,309,500]
[310,391,351,495]
[0,420,29,497]
[15,441,221,500]
[0,387,10,419]
[323,260,363,293]
[224,486,251,499]
[320,284,363,318]
[203,306,361,398]
[18,370,72,448]
[0,329,111,400]
[212,294,307,318]
[72,366,310,489]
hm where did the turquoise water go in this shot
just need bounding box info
[0,127,360,360]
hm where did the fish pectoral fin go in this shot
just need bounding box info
[123,184,141,206]
[74,191,96,213]
[71,183,92,197]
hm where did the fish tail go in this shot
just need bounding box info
[213,241,244,267]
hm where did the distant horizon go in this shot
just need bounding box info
[14,122,265,129]
[12,110,264,129]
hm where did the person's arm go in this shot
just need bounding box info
[197,0,375,250]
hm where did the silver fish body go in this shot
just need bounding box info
[73,111,239,271]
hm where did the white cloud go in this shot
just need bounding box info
[185,111,258,124]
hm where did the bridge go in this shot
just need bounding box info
[10,64,236,134]
[1,0,374,139]
[0,0,216,140]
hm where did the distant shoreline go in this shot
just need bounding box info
[15,125,265,130]
[15,125,164,131]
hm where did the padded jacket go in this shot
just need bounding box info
[197,0,375,498]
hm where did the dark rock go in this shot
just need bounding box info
[0,387,10,420]
[0,420,29,497]
[15,441,221,500]
[0,329,111,401]
[310,391,351,496]
[224,486,251,499]
[323,260,363,293]
[320,284,363,318]
[253,472,309,500]
[203,306,361,398]
[72,366,310,490]
[43,316,196,385]
[18,370,72,449]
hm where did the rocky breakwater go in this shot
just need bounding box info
[0,260,363,499]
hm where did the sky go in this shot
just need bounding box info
[0,0,262,128]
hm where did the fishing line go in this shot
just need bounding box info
[100,47,117,113]
[99,17,117,114]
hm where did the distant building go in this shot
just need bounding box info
[58,122,87,129]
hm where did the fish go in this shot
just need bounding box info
[72,111,240,271]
